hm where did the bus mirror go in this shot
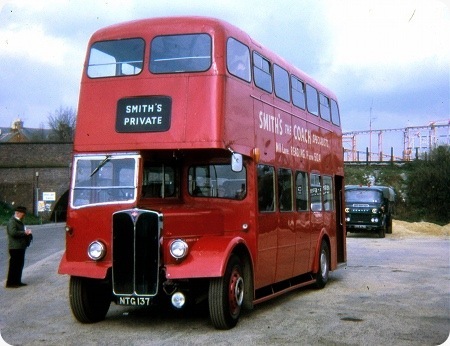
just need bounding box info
[231,153,243,172]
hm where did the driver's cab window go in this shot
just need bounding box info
[142,165,177,198]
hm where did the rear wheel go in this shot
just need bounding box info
[315,240,330,289]
[69,276,111,323]
[208,254,244,329]
[378,225,386,238]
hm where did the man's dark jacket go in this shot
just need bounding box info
[7,216,29,249]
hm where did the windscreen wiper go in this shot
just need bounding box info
[90,155,111,177]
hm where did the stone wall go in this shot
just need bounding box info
[0,142,72,220]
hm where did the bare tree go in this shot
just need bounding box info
[48,106,76,142]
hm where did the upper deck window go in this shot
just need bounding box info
[306,84,319,116]
[227,38,251,82]
[150,34,211,73]
[319,93,331,122]
[331,99,341,126]
[274,64,290,102]
[253,52,273,93]
[291,76,306,110]
[87,38,144,78]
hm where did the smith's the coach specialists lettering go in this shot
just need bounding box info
[116,96,172,132]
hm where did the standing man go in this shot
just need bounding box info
[5,206,32,288]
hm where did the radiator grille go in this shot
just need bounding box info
[350,213,372,223]
[112,209,161,296]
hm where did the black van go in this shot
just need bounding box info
[344,185,395,238]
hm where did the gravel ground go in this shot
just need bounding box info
[1,220,449,345]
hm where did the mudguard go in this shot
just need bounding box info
[58,252,110,279]
[165,235,247,279]
[312,228,330,273]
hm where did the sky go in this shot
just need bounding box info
[1,0,449,140]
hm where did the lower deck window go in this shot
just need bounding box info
[188,164,246,200]
[257,165,275,212]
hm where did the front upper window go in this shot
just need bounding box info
[150,34,212,73]
[87,38,145,78]
[71,154,138,208]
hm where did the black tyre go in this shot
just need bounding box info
[315,240,330,289]
[69,276,111,323]
[208,254,244,329]
[378,225,386,238]
[386,216,393,234]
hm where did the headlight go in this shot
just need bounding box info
[372,208,378,214]
[170,239,189,259]
[345,207,350,213]
[88,240,106,260]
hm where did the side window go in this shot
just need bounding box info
[257,164,275,212]
[306,84,319,116]
[291,76,306,109]
[310,173,322,211]
[188,164,246,200]
[227,38,251,82]
[295,171,309,211]
[331,99,341,126]
[274,64,290,102]
[319,93,331,122]
[253,52,273,93]
[278,168,293,211]
[142,165,177,198]
[322,176,334,211]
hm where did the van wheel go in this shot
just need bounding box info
[69,276,111,323]
[315,240,329,289]
[386,216,393,234]
[379,226,386,238]
[209,254,244,329]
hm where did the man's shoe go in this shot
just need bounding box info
[18,283,27,286]
[5,284,20,288]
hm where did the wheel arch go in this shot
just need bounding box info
[312,229,331,274]
[230,242,254,310]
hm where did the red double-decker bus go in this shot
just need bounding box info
[58,16,346,329]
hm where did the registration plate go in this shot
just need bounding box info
[354,225,366,229]
[117,296,151,306]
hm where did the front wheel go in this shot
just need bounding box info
[208,254,244,329]
[69,276,111,323]
[378,225,386,238]
[386,216,393,234]
[315,240,330,289]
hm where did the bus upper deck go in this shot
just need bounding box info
[75,16,341,164]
